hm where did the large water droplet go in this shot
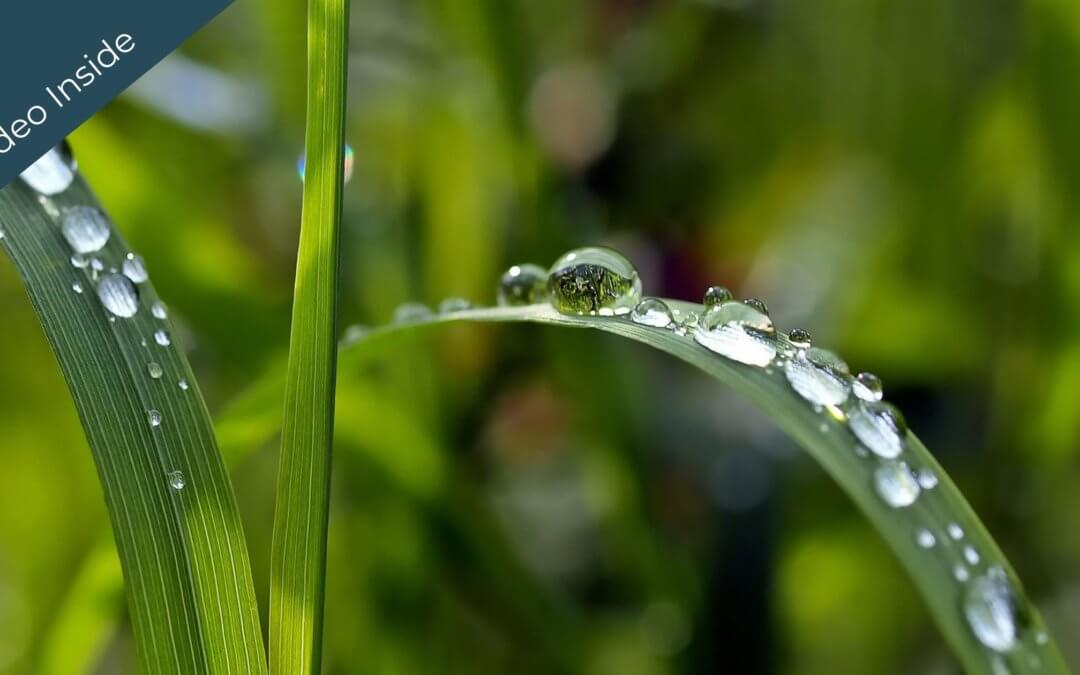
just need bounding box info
[297,144,354,183]
[694,324,777,367]
[148,409,162,428]
[122,253,149,283]
[61,206,110,254]
[168,470,186,491]
[848,400,907,458]
[97,274,139,318]
[393,302,432,323]
[631,297,673,328]
[703,286,733,308]
[438,297,472,313]
[151,301,168,320]
[853,372,884,401]
[784,347,850,407]
[19,143,76,195]
[965,567,1025,653]
[148,362,163,379]
[497,264,548,306]
[154,330,171,346]
[547,247,641,316]
[873,460,920,508]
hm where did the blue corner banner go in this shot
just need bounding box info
[0,0,233,189]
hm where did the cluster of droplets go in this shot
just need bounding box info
[17,143,189,493]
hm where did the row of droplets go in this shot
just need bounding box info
[17,144,187,493]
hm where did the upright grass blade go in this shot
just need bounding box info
[0,175,266,673]
[269,0,350,671]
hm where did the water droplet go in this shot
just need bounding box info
[917,468,939,490]
[1036,631,1048,645]
[89,257,104,280]
[917,529,936,548]
[955,565,971,582]
[148,362,163,379]
[168,470,186,491]
[97,274,140,318]
[72,282,83,294]
[70,254,88,269]
[848,400,907,458]
[0,229,5,240]
[19,142,76,195]
[743,298,769,315]
[784,347,851,407]
[61,206,110,254]
[178,379,190,391]
[122,253,149,283]
[342,324,369,345]
[874,460,920,508]
[393,302,432,323]
[965,546,981,566]
[438,297,472,313]
[853,372,884,401]
[153,330,170,346]
[497,263,548,306]
[547,247,642,316]
[700,300,775,334]
[965,567,1025,652]
[151,301,168,320]
[631,297,674,328]
[297,144,354,183]
[148,409,162,428]
[788,328,812,349]
[694,324,777,366]
[703,286,732,308]
[674,311,699,336]
[948,523,965,540]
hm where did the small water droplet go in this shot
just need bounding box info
[342,324,369,345]
[703,286,733,308]
[497,263,548,306]
[788,328,812,349]
[438,297,472,313]
[72,282,83,294]
[140,338,148,348]
[743,298,768,315]
[393,302,432,323]
[178,379,190,391]
[61,206,110,254]
[948,523,965,540]
[97,274,139,318]
[168,470,186,491]
[955,565,971,582]
[70,254,88,268]
[853,372,884,401]
[153,330,170,346]
[917,529,936,548]
[848,400,907,459]
[151,301,167,320]
[1036,631,1048,645]
[965,546,981,566]
[122,253,149,283]
[89,257,104,281]
[148,409,162,428]
[917,468,939,490]
[297,143,354,183]
[0,229,5,240]
[547,247,642,316]
[874,460,920,508]
[784,347,851,407]
[148,362,163,379]
[965,566,1025,652]
[19,143,76,195]
[631,297,674,328]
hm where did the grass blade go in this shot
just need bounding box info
[0,174,266,673]
[269,0,350,671]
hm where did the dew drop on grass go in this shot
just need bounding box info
[97,274,139,318]
[965,567,1025,653]
[547,247,642,316]
[631,297,674,328]
[743,298,768,315]
[148,362,163,379]
[965,546,981,566]
[438,297,472,313]
[694,301,777,366]
[1036,631,1049,645]
[700,300,775,334]
[949,523,965,540]
[61,206,110,254]
[297,143,354,183]
[703,286,733,308]
[168,470,186,491]
[874,460,920,508]
[70,254,88,269]
[788,328,812,349]
[848,400,907,458]
[917,529,936,548]
[393,302,432,323]
[153,330,170,346]
[497,264,548,306]
[342,324,369,345]
[122,253,149,283]
[72,282,83,294]
[151,301,167,320]
[178,379,190,391]
[148,409,162,428]
[19,142,76,195]
[955,565,971,582]
[89,257,104,280]
[917,468,939,490]
[853,372,884,401]
[784,347,851,407]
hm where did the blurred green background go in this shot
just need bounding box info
[2,0,1080,672]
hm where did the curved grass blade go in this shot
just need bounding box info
[0,175,266,673]
[269,0,350,671]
